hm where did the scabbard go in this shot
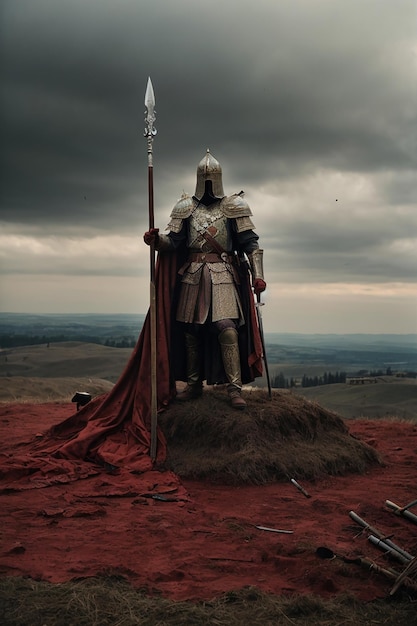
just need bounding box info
[256,293,272,398]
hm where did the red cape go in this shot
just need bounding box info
[44,252,181,472]
[3,252,263,479]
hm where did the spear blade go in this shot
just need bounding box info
[145,76,156,111]
[144,77,157,165]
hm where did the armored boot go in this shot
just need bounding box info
[218,328,247,410]
[176,332,203,401]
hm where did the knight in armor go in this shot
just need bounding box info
[144,150,266,409]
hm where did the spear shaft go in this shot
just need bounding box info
[144,77,157,461]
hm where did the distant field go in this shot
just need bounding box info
[1,341,416,421]
[264,351,417,379]
[2,314,416,372]
[0,341,132,383]
[0,376,114,403]
[294,379,417,421]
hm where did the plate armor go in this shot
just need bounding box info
[157,192,262,325]
[152,150,265,406]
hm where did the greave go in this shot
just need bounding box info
[184,332,202,389]
[218,327,242,391]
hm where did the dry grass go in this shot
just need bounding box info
[0,341,131,382]
[0,576,415,626]
[158,388,382,484]
[0,376,114,403]
[295,381,417,422]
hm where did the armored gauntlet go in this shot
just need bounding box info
[248,249,266,295]
[248,249,264,280]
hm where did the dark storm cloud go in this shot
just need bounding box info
[1,0,416,331]
[1,0,416,235]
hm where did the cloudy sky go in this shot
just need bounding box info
[1,0,416,333]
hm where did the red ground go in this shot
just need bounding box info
[0,403,416,602]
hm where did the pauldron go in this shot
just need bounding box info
[166,192,255,234]
[220,193,255,233]
[166,193,195,233]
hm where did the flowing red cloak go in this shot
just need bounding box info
[42,251,181,472]
[2,251,263,481]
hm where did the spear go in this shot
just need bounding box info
[144,77,157,461]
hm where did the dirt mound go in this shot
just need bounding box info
[159,388,381,484]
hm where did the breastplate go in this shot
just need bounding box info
[188,203,229,252]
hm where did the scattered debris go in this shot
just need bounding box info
[255,526,293,534]
[316,546,399,579]
[290,478,311,498]
[71,391,92,411]
[347,508,417,595]
[368,535,413,565]
[390,556,417,595]
[385,499,417,525]
[349,510,414,564]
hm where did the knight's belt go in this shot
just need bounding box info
[187,252,234,263]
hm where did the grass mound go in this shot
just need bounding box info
[159,388,382,484]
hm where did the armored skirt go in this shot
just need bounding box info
[176,258,244,325]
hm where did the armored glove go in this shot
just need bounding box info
[248,249,265,295]
[143,228,159,246]
[253,279,266,295]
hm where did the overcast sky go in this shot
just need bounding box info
[1,0,416,333]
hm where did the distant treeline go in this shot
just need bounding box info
[0,334,137,349]
[271,368,416,388]
[272,371,346,389]
[104,338,136,348]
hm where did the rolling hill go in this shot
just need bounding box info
[1,341,416,421]
[294,379,417,421]
[0,342,132,382]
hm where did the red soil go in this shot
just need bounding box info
[0,403,416,602]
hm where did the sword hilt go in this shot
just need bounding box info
[255,292,265,306]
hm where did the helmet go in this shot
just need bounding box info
[194,149,225,200]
